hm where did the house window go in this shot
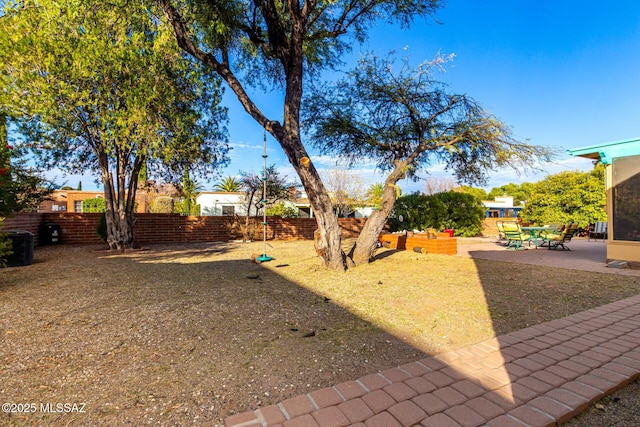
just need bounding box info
[221,205,234,216]
[74,200,83,212]
[612,155,640,241]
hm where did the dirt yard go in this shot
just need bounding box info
[1,240,639,426]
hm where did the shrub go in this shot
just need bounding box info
[174,199,201,216]
[82,197,106,213]
[0,218,13,267]
[96,212,107,243]
[266,201,299,218]
[151,196,174,213]
[389,191,484,237]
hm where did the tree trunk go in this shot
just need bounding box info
[98,150,137,251]
[102,179,135,251]
[349,179,402,265]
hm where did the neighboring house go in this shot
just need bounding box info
[39,190,147,213]
[291,188,312,218]
[569,137,640,266]
[197,192,254,216]
[288,188,375,218]
[482,196,523,218]
[39,190,105,213]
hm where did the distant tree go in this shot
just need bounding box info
[1,0,228,250]
[0,116,54,215]
[77,181,82,191]
[157,0,442,270]
[322,168,366,218]
[213,176,242,192]
[304,53,555,264]
[365,183,385,210]
[424,176,457,195]
[453,186,488,201]
[175,170,202,215]
[522,165,606,228]
[240,165,294,240]
[487,182,533,206]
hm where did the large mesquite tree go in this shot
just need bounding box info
[0,0,228,250]
[156,0,441,270]
[303,53,555,264]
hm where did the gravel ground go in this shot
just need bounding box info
[1,241,639,426]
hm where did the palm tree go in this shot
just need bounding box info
[214,176,242,192]
[366,183,384,209]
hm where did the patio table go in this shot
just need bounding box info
[521,226,556,248]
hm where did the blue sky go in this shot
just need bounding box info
[56,1,640,193]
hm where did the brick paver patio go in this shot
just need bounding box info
[226,240,640,427]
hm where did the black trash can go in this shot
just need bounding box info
[39,222,61,245]
[3,231,35,267]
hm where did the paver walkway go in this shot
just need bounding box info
[226,240,640,427]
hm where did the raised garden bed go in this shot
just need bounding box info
[379,232,457,255]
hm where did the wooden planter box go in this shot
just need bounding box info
[379,233,457,255]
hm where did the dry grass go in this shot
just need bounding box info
[1,240,639,426]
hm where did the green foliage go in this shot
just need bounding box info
[0,116,54,216]
[389,191,484,237]
[1,0,228,249]
[175,200,201,216]
[96,213,107,243]
[175,170,201,215]
[522,164,606,228]
[214,176,242,192]
[487,182,533,206]
[82,198,106,213]
[365,183,384,210]
[0,218,13,266]
[303,52,556,186]
[152,196,175,214]
[454,186,488,201]
[266,201,299,218]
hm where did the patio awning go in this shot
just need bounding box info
[568,137,640,164]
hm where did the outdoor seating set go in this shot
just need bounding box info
[496,221,578,250]
[588,221,608,241]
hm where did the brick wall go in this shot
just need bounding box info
[1,213,44,246]
[6,212,504,245]
[1,212,368,245]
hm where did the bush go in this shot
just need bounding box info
[389,191,484,237]
[151,196,174,213]
[82,197,106,213]
[0,218,13,267]
[266,201,299,218]
[174,199,201,216]
[96,212,107,243]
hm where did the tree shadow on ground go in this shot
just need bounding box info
[1,241,638,426]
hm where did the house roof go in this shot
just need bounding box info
[568,137,640,164]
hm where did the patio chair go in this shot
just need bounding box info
[496,221,517,243]
[546,224,578,250]
[588,221,608,241]
[503,222,530,250]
